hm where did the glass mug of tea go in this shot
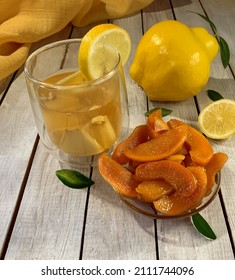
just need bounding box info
[24,39,129,167]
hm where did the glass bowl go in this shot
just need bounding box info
[119,172,221,220]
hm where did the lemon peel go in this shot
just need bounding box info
[130,20,219,101]
[78,23,131,80]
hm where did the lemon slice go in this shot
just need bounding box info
[198,99,235,139]
[78,23,131,80]
[56,71,86,85]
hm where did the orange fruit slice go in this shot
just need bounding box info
[135,160,197,197]
[136,180,174,202]
[168,119,214,165]
[124,126,188,162]
[147,109,169,138]
[98,153,138,198]
[112,125,149,165]
[205,152,228,195]
[153,166,207,215]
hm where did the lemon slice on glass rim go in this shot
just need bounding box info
[198,99,235,139]
[78,23,131,80]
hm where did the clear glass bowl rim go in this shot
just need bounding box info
[119,172,221,220]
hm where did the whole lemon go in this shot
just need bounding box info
[130,20,219,101]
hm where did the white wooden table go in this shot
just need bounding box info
[0,0,235,260]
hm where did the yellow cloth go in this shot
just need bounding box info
[0,0,153,81]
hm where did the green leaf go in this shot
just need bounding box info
[218,36,230,68]
[191,213,217,240]
[207,89,224,101]
[189,11,217,33]
[56,169,94,189]
[145,107,173,117]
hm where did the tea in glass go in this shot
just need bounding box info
[24,39,129,166]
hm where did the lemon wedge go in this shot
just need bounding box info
[78,23,131,80]
[198,99,235,139]
[53,127,104,156]
[56,71,86,85]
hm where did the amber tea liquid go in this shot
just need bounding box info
[39,69,122,156]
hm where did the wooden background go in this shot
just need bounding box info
[0,0,235,259]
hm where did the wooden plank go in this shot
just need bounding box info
[82,168,157,260]
[81,14,157,259]
[2,0,234,260]
[0,76,14,102]
[5,142,89,259]
[173,0,235,255]
[199,0,235,71]
[194,0,235,249]
[0,71,38,257]
[4,24,98,260]
[170,0,234,259]
[0,26,73,258]
[5,18,155,259]
[155,197,233,260]
[141,0,234,259]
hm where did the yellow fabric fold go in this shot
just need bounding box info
[0,0,153,81]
